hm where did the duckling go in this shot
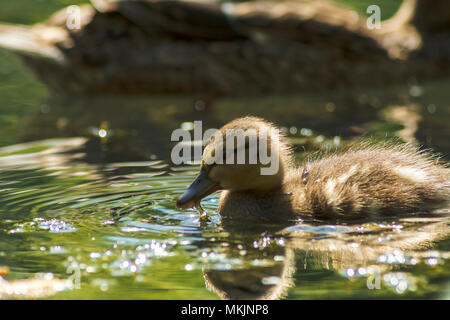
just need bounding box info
[177,117,449,221]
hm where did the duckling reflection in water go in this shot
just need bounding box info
[177,117,449,221]
[202,216,449,299]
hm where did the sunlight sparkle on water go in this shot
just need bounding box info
[345,268,355,277]
[98,129,108,138]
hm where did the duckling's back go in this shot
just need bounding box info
[293,144,450,219]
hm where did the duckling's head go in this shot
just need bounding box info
[177,117,293,209]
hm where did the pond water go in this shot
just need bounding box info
[0,0,449,300]
[0,82,449,299]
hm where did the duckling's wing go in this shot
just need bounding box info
[304,145,450,218]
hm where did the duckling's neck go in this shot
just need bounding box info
[218,168,303,222]
[253,145,296,192]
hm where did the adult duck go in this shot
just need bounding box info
[1,0,450,95]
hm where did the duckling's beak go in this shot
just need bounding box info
[176,169,220,209]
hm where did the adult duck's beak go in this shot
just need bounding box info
[176,169,220,209]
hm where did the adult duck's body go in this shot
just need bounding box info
[1,0,450,95]
[177,117,450,221]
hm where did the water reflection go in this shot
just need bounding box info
[203,214,449,299]
[10,80,449,165]
[0,80,449,299]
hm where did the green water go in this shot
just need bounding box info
[0,0,449,300]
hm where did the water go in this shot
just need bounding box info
[0,0,449,300]
[0,85,448,299]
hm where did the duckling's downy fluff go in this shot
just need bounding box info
[177,117,449,220]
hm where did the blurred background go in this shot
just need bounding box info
[0,0,449,300]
